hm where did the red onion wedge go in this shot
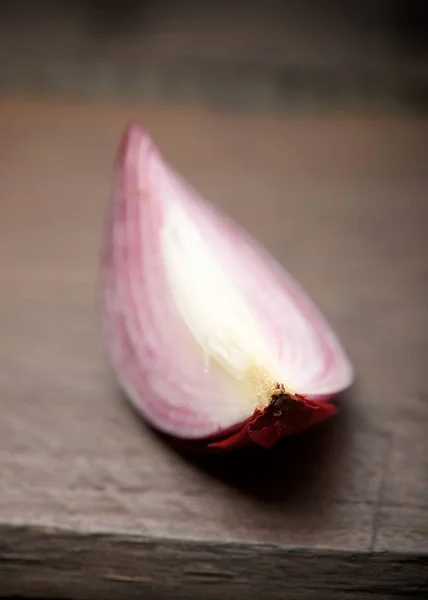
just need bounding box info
[100,123,354,451]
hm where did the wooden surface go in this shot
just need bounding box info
[0,99,427,599]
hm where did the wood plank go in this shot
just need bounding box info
[0,100,427,598]
[1,526,427,600]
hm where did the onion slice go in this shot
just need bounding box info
[100,123,354,450]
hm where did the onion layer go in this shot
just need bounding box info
[100,123,353,450]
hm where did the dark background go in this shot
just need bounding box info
[1,0,427,111]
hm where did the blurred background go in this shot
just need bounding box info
[1,0,427,112]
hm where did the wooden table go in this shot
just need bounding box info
[0,100,427,599]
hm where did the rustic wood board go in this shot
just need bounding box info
[0,100,427,599]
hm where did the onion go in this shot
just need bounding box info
[100,123,354,450]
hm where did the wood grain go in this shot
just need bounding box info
[0,100,427,598]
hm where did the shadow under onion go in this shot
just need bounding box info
[120,387,357,505]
